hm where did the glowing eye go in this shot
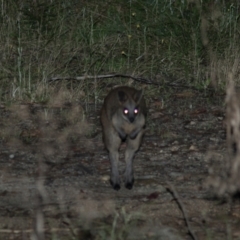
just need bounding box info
[134,108,138,114]
[123,109,129,115]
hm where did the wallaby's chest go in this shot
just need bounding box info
[112,113,144,134]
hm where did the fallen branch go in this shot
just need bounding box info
[0,227,80,234]
[166,182,198,240]
[48,73,200,90]
[48,73,157,85]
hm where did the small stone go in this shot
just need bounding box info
[172,141,179,145]
[9,154,15,159]
[101,175,110,181]
[171,146,179,152]
[189,145,198,151]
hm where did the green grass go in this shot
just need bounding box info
[0,0,240,104]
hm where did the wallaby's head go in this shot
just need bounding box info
[118,89,143,123]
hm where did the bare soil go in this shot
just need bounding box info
[0,89,240,240]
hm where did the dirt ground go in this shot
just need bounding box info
[0,88,240,240]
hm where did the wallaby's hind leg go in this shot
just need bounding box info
[103,129,122,190]
[124,131,144,189]
[109,149,121,190]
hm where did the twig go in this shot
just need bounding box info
[166,182,198,240]
[48,73,158,85]
[31,159,47,240]
[48,73,200,90]
[0,227,80,234]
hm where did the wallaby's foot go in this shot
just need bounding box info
[110,179,121,191]
[125,178,134,190]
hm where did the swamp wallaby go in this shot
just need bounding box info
[101,86,147,190]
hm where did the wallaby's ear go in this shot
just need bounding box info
[133,89,143,103]
[118,90,128,103]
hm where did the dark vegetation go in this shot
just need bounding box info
[1,0,239,102]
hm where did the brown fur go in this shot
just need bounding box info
[100,86,147,190]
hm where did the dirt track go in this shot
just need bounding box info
[0,90,240,240]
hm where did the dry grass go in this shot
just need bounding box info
[1,1,240,239]
[0,1,239,104]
